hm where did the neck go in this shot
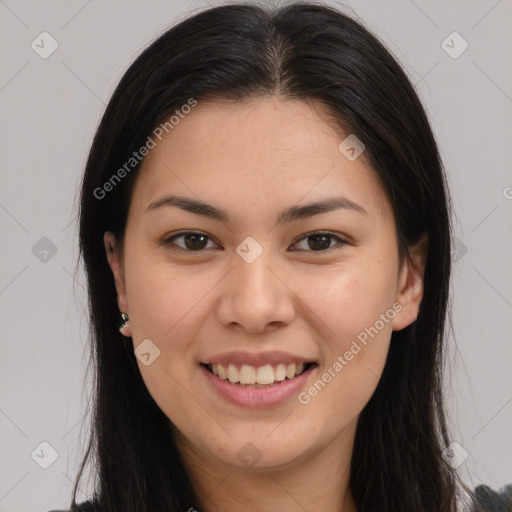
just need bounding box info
[174,422,358,512]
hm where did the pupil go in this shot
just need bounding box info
[185,233,208,250]
[309,234,331,251]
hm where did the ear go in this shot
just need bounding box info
[103,231,130,319]
[391,232,428,331]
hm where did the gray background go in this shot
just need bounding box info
[0,0,511,510]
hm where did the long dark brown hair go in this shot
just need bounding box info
[75,2,471,510]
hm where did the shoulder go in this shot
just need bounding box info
[47,489,512,512]
[46,499,97,512]
[457,481,512,512]
[469,483,512,512]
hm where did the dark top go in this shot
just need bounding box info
[46,483,512,512]
[46,500,95,512]
[470,484,512,511]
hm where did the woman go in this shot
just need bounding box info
[54,2,508,511]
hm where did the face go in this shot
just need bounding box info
[104,96,426,472]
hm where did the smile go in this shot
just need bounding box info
[200,361,318,408]
[203,362,315,387]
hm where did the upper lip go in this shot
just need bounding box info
[202,350,316,367]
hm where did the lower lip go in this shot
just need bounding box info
[200,364,316,408]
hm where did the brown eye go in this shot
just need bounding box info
[163,232,218,252]
[291,232,346,252]
[162,230,346,254]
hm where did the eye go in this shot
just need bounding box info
[162,231,219,252]
[291,231,347,253]
[162,230,347,254]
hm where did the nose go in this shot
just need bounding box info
[216,248,296,334]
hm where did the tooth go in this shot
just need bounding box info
[218,364,227,380]
[286,363,296,379]
[275,363,287,381]
[256,365,275,385]
[212,362,307,384]
[239,364,256,385]
[227,364,239,383]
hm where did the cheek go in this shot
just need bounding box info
[124,258,207,425]
[299,256,398,348]
[293,258,397,413]
[304,261,398,412]
[125,253,210,343]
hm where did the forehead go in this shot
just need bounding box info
[130,96,390,221]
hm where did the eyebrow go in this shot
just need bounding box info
[145,194,367,224]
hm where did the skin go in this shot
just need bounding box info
[104,96,427,512]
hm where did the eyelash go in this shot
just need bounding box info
[161,230,347,254]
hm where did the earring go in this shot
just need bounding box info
[119,312,131,337]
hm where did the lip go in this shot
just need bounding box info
[202,350,316,367]
[200,362,317,408]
